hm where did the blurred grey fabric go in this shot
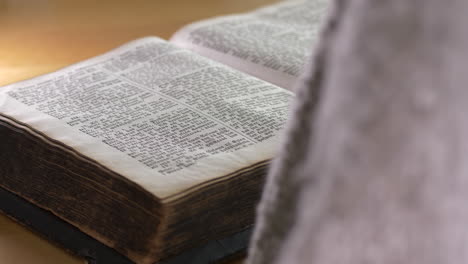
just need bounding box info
[247,0,468,263]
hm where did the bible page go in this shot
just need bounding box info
[170,0,329,91]
[0,37,292,201]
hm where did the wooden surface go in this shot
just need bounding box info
[0,0,278,263]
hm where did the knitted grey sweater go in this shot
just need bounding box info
[247,0,468,263]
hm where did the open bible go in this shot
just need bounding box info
[0,0,328,263]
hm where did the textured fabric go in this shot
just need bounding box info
[248,0,468,263]
[245,1,337,263]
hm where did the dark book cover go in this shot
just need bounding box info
[0,187,251,264]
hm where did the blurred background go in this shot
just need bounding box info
[0,0,278,263]
[0,0,278,86]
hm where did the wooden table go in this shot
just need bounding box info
[0,0,278,263]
